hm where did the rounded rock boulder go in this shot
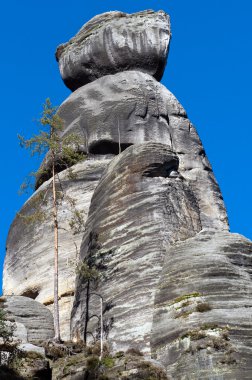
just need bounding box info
[56,10,171,91]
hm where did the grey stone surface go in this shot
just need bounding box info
[3,9,252,378]
[10,321,28,343]
[17,343,45,357]
[0,296,54,343]
[3,159,110,340]
[71,143,202,352]
[152,230,252,378]
[38,70,228,230]
[56,10,171,90]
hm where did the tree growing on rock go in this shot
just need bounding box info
[77,232,114,356]
[18,99,85,342]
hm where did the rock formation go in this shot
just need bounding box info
[152,231,252,378]
[3,9,252,379]
[0,296,54,343]
[56,10,171,90]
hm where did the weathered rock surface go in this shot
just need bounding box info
[3,159,110,340]
[0,296,54,343]
[56,10,171,91]
[17,343,45,357]
[71,143,202,351]
[3,8,252,379]
[11,350,51,380]
[152,230,252,378]
[52,352,169,380]
[38,70,228,230]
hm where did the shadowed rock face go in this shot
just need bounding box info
[71,143,202,352]
[0,296,54,343]
[56,10,171,91]
[152,231,252,378]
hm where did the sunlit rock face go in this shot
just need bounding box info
[152,231,252,378]
[0,296,54,343]
[71,143,202,352]
[3,160,110,340]
[56,10,171,91]
[3,9,252,379]
[39,70,228,231]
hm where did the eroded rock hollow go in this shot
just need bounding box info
[3,9,252,379]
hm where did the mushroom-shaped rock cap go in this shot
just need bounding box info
[56,10,171,91]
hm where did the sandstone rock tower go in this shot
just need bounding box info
[3,10,252,379]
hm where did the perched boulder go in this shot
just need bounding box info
[56,10,171,91]
[0,296,54,343]
[71,143,202,351]
[152,230,252,378]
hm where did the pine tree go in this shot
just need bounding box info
[18,98,85,342]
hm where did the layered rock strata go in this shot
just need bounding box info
[0,296,54,343]
[71,143,202,350]
[39,70,228,230]
[152,231,252,378]
[56,10,171,90]
[3,9,252,379]
[4,160,110,340]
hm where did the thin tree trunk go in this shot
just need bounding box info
[84,280,90,344]
[117,119,121,154]
[52,160,61,342]
[100,297,103,360]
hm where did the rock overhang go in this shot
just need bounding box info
[56,10,171,91]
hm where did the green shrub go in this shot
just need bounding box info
[101,356,114,368]
[86,355,99,370]
[0,308,15,344]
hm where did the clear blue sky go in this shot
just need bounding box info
[1,0,251,293]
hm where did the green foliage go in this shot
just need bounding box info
[17,98,86,232]
[18,99,61,157]
[86,355,99,370]
[18,98,85,193]
[181,329,207,341]
[0,309,15,344]
[100,356,114,368]
[69,209,85,235]
[76,261,99,282]
[171,292,201,305]
[17,98,87,342]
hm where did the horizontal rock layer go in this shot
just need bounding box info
[71,143,202,351]
[3,8,252,379]
[0,295,54,343]
[3,159,110,340]
[56,10,171,90]
[152,230,252,378]
[38,71,228,231]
